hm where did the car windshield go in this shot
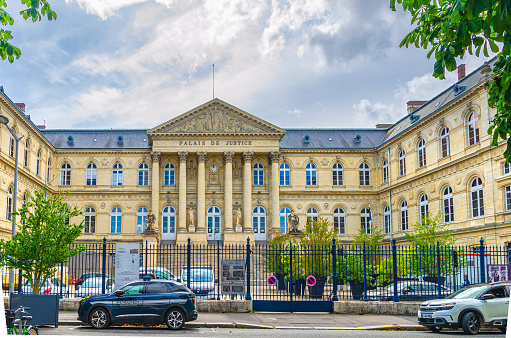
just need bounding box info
[82,279,103,288]
[182,269,213,282]
[445,285,486,299]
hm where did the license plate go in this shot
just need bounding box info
[421,313,433,318]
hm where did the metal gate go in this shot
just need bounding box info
[251,243,335,312]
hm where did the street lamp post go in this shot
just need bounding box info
[0,114,24,295]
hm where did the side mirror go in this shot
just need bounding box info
[115,290,124,297]
[483,294,495,300]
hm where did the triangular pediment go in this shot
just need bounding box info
[148,98,285,135]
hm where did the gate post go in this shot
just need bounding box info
[187,238,191,289]
[392,239,399,302]
[246,237,252,301]
[102,237,106,294]
[363,242,367,301]
[479,237,486,283]
[145,240,148,276]
[436,241,442,298]
[332,238,338,301]
[17,269,22,293]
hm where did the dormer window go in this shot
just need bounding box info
[353,135,361,143]
[302,135,310,144]
[117,136,124,145]
[453,84,466,96]
[67,136,74,145]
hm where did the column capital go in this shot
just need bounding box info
[196,151,207,163]
[178,151,189,162]
[223,151,235,163]
[151,151,161,163]
[268,151,281,164]
[242,151,254,164]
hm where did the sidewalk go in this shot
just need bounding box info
[59,311,426,331]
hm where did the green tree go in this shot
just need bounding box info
[391,0,511,163]
[299,218,338,277]
[405,211,455,247]
[0,188,85,294]
[1,0,56,62]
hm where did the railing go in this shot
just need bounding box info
[3,237,510,302]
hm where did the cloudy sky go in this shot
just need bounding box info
[1,0,491,130]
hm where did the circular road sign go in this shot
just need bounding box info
[306,275,316,287]
[267,276,277,286]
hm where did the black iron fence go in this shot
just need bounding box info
[3,238,511,302]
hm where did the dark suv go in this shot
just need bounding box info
[77,278,197,330]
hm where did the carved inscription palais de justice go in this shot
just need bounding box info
[179,140,253,146]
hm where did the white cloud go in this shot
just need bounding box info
[68,0,177,20]
[287,108,302,118]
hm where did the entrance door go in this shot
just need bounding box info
[252,206,266,241]
[207,206,221,241]
[161,206,176,241]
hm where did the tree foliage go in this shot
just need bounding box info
[0,0,56,63]
[391,0,511,163]
[0,188,84,293]
[405,211,455,247]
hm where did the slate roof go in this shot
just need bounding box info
[279,129,387,150]
[40,129,151,150]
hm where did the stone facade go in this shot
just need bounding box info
[0,60,510,247]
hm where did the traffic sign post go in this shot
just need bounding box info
[306,275,316,287]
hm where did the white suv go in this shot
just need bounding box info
[418,282,509,334]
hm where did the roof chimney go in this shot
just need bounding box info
[15,103,25,112]
[458,64,466,81]
[375,124,393,129]
[406,100,427,115]
[36,125,46,130]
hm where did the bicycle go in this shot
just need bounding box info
[6,306,38,335]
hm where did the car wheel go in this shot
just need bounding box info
[428,326,442,333]
[165,308,185,330]
[89,307,110,329]
[461,311,480,335]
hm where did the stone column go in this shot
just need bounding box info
[242,151,253,233]
[224,152,234,233]
[269,151,280,235]
[151,151,161,233]
[178,151,188,232]
[196,152,207,233]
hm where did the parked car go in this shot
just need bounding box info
[365,281,452,301]
[77,277,198,330]
[139,267,176,281]
[418,281,509,334]
[74,273,112,290]
[21,277,69,295]
[75,277,114,298]
[179,266,216,299]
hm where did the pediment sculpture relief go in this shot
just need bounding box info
[165,109,265,133]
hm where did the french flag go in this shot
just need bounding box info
[368,205,373,230]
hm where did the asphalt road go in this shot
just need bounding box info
[39,326,506,337]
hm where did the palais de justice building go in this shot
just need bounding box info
[0,59,510,247]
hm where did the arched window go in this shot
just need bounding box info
[334,207,345,235]
[399,150,406,176]
[306,163,317,186]
[443,187,454,222]
[504,162,511,175]
[253,163,264,186]
[418,139,426,168]
[46,159,51,183]
[420,194,428,219]
[60,163,71,186]
[84,207,96,234]
[471,178,484,217]
[86,163,97,186]
[252,206,266,235]
[136,207,148,234]
[280,207,291,233]
[467,111,480,146]
[162,206,176,237]
[164,163,175,186]
[36,150,41,176]
[6,186,12,220]
[138,163,149,186]
[23,140,29,167]
[112,163,123,186]
[279,163,290,186]
[384,206,391,234]
[440,127,450,158]
[110,207,122,233]
[306,207,318,223]
[400,201,408,231]
[207,206,221,239]
[333,163,343,186]
[9,136,14,158]
[359,163,370,186]
[361,207,371,234]
[382,159,389,183]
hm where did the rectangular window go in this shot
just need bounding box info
[139,171,148,186]
[384,214,390,234]
[507,243,511,264]
[444,197,454,222]
[334,216,345,235]
[9,137,14,158]
[506,186,511,211]
[280,171,289,186]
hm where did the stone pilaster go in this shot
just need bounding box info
[269,151,280,236]
[242,151,253,233]
[178,151,188,233]
[224,151,234,233]
[150,151,161,233]
[196,152,207,233]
